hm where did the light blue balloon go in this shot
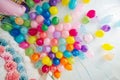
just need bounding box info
[36,46,43,52]
[78,51,86,60]
[20,27,28,35]
[17,63,25,73]
[58,38,66,45]
[59,45,66,52]
[20,72,28,80]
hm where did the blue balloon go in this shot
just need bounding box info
[10,28,20,37]
[53,58,60,66]
[72,49,80,57]
[63,50,72,58]
[44,19,51,26]
[42,10,51,19]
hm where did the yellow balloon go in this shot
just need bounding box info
[64,14,72,23]
[56,52,63,59]
[47,60,52,66]
[42,56,50,65]
[49,6,58,15]
[62,0,70,6]
[95,30,105,38]
[66,36,75,44]
[103,54,114,61]
[82,0,90,4]
[52,46,58,53]
[27,36,37,44]
[67,57,75,64]
[102,43,114,51]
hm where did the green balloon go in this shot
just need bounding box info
[35,60,42,69]
[52,16,59,25]
[81,16,90,24]
[42,24,48,31]
[1,23,13,31]
[23,20,31,28]
[25,47,34,56]
[26,0,35,8]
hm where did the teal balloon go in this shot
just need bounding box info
[22,13,29,20]
[42,2,50,10]
[35,60,42,69]
[63,50,72,58]
[15,34,25,43]
[69,0,77,10]
[36,5,43,14]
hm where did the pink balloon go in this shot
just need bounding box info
[0,0,25,16]
[55,23,63,31]
[57,64,64,72]
[19,41,30,49]
[31,20,38,28]
[48,25,55,33]
[71,4,83,20]
[36,15,44,24]
[63,23,72,30]
[85,50,94,58]
[62,30,69,38]
[40,53,47,59]
[0,46,5,54]
[44,38,50,45]
[83,33,94,43]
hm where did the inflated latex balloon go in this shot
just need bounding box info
[0,0,26,16]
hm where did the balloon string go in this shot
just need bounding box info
[78,59,93,80]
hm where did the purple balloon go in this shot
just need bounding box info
[48,52,55,59]
[29,12,37,20]
[101,25,111,32]
[53,31,61,39]
[49,0,58,6]
[43,45,51,53]
[81,45,88,52]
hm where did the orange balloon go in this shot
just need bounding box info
[39,32,47,39]
[64,63,72,71]
[60,57,68,65]
[31,53,40,62]
[66,44,74,51]
[53,70,61,78]
[15,17,24,25]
